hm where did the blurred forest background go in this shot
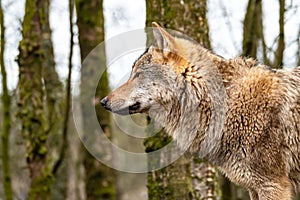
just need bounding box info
[0,0,300,199]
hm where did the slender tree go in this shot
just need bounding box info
[273,0,285,68]
[0,0,13,199]
[243,0,285,69]
[53,0,74,177]
[51,0,75,199]
[75,0,116,199]
[242,0,263,59]
[145,0,219,199]
[297,28,300,67]
[242,0,270,67]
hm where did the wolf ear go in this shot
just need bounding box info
[152,22,176,52]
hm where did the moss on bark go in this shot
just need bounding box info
[17,0,59,199]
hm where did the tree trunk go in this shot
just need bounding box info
[145,0,219,199]
[51,0,74,199]
[243,0,285,70]
[0,0,13,199]
[75,0,117,199]
[17,0,55,199]
[242,0,263,58]
[297,27,300,67]
[242,0,270,67]
[41,0,63,128]
[52,0,74,179]
[273,0,285,69]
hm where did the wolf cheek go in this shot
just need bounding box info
[101,69,155,115]
[101,78,141,115]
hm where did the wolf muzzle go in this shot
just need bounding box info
[100,96,110,110]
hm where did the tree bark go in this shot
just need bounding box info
[52,0,74,177]
[51,0,74,199]
[75,0,117,199]
[41,0,63,128]
[242,0,270,67]
[17,0,60,199]
[242,0,263,58]
[297,27,300,67]
[0,0,13,199]
[273,0,285,69]
[243,0,285,69]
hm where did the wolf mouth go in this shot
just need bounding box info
[117,102,141,115]
[107,102,141,115]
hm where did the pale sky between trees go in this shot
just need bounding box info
[1,0,299,90]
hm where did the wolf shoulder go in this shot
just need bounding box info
[226,60,300,105]
[223,59,300,145]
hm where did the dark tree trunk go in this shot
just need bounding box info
[273,0,285,69]
[51,0,75,199]
[75,0,117,199]
[297,27,300,67]
[243,0,285,70]
[242,0,270,67]
[242,0,263,58]
[0,0,13,199]
[52,0,74,177]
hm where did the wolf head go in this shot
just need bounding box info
[101,22,227,155]
[101,22,216,116]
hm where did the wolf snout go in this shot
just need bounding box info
[100,96,110,109]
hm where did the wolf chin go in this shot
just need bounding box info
[101,22,300,200]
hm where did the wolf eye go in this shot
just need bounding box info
[133,72,141,79]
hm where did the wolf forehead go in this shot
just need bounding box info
[131,24,222,79]
[132,49,153,69]
[132,46,191,76]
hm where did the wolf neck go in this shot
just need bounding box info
[154,50,228,160]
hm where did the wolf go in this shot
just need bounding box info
[101,22,300,200]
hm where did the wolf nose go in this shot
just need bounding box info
[100,96,108,107]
